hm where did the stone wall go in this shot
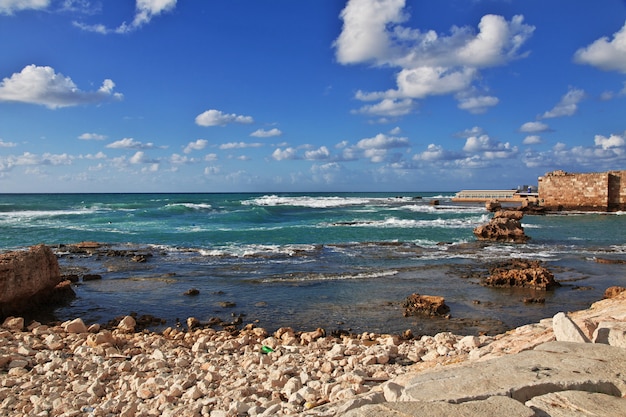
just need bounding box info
[538,170,626,211]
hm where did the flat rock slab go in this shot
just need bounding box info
[526,390,626,417]
[401,342,626,403]
[344,396,535,417]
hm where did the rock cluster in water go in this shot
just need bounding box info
[473,210,529,243]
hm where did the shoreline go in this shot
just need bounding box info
[2,288,625,416]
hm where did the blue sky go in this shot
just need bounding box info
[1,0,625,193]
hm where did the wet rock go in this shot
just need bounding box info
[483,259,559,290]
[82,274,102,282]
[402,293,450,317]
[183,288,200,296]
[604,286,626,299]
[473,210,529,243]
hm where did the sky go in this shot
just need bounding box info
[1,0,626,193]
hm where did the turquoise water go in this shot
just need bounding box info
[1,193,625,335]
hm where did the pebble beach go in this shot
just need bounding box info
[0,314,488,417]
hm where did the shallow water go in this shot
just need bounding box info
[2,193,625,335]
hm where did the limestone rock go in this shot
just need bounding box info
[402,293,450,317]
[473,210,529,243]
[0,244,63,316]
[483,259,559,290]
[552,312,590,343]
[604,286,626,299]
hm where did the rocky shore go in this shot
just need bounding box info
[2,287,626,416]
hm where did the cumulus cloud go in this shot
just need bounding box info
[250,128,282,138]
[0,0,49,15]
[219,142,263,150]
[356,133,409,150]
[78,132,107,140]
[595,132,625,150]
[0,139,17,147]
[305,146,331,161]
[574,21,626,73]
[519,121,551,133]
[456,95,499,114]
[74,0,177,34]
[0,65,122,109]
[463,134,517,159]
[542,87,585,118]
[334,0,534,114]
[413,144,453,161]
[106,138,156,150]
[129,151,157,164]
[523,135,542,145]
[195,109,254,127]
[351,98,413,118]
[183,139,208,154]
[272,147,298,161]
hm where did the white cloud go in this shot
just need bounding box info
[413,144,448,161]
[574,21,626,73]
[334,1,534,114]
[204,153,218,162]
[78,132,107,141]
[523,135,542,145]
[356,133,409,150]
[272,147,298,161]
[106,138,156,149]
[463,134,517,159]
[0,139,17,147]
[219,142,263,150]
[183,139,208,154]
[129,151,157,164]
[0,0,49,15]
[519,121,551,133]
[351,98,414,117]
[456,95,499,114]
[455,126,484,138]
[542,87,585,118]
[595,133,625,150]
[195,109,254,127]
[74,0,177,34]
[0,65,123,109]
[305,146,331,161]
[250,128,282,138]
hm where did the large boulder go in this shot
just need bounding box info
[473,210,529,243]
[0,244,70,317]
[483,259,559,290]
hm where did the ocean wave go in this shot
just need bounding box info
[326,214,489,229]
[256,269,399,283]
[242,195,428,209]
[0,208,99,221]
[197,243,322,258]
[163,202,213,212]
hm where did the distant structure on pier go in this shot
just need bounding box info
[453,170,626,212]
[538,170,626,212]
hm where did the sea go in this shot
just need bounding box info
[1,192,625,336]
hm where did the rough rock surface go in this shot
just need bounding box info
[473,210,529,243]
[402,294,450,317]
[0,244,66,316]
[483,259,559,290]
